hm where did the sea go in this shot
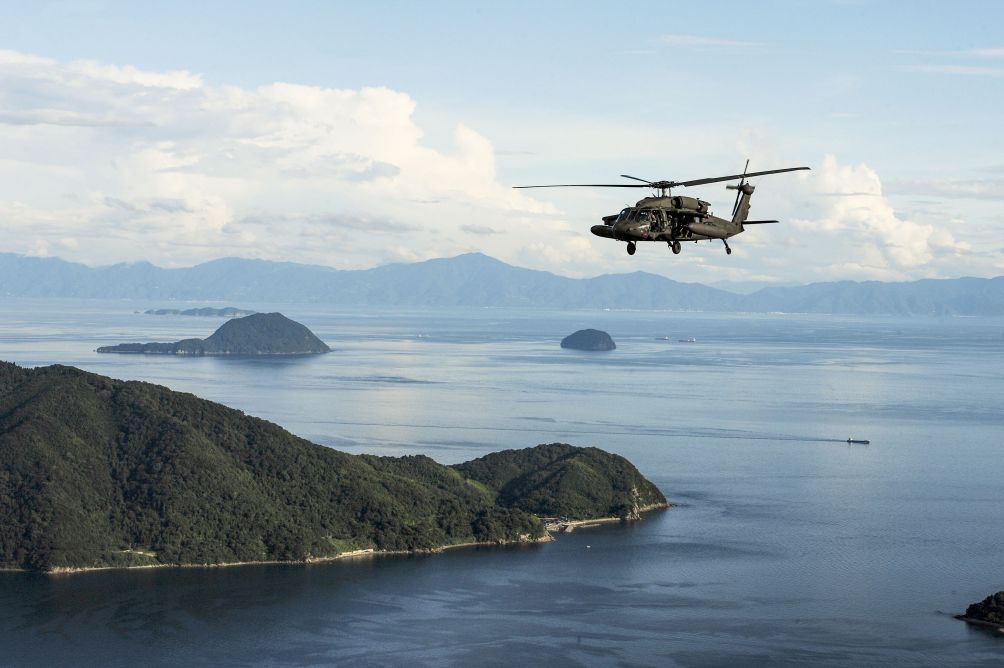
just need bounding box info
[0,298,1003,667]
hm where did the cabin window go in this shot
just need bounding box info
[653,210,666,230]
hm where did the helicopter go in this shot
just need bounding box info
[514,161,809,256]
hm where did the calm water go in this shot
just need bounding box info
[1,299,1003,666]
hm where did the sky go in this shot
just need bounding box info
[0,0,1002,285]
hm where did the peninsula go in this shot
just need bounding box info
[97,312,330,356]
[0,361,667,573]
[957,591,1004,631]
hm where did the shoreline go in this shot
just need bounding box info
[544,503,670,533]
[11,504,668,576]
[955,615,1004,632]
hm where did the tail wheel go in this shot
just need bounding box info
[627,242,636,255]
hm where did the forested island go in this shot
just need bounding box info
[0,361,667,573]
[97,312,330,356]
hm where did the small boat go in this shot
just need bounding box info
[678,337,697,343]
[846,437,870,444]
[655,336,671,341]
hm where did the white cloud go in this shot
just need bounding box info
[0,49,558,269]
[0,50,997,284]
[518,237,602,277]
[900,47,1004,59]
[909,64,1004,77]
[966,47,1004,58]
[71,59,203,90]
[658,35,762,49]
[788,155,970,274]
[887,179,1004,201]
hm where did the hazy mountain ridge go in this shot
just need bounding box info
[1,252,1001,315]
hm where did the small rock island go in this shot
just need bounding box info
[561,328,616,351]
[957,591,1004,630]
[97,312,330,356]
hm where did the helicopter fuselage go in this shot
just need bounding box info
[590,195,741,246]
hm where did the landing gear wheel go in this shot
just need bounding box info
[723,240,732,255]
[671,240,681,255]
[626,242,636,256]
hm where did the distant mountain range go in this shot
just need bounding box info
[2,252,1003,316]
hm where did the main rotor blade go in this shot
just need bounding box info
[619,174,653,184]
[513,166,810,191]
[512,184,648,189]
[677,166,810,188]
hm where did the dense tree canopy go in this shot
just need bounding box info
[0,362,665,572]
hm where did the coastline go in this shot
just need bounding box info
[544,502,671,533]
[12,504,669,576]
[955,615,1004,632]
[37,536,552,575]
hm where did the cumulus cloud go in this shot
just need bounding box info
[788,155,969,276]
[0,49,558,269]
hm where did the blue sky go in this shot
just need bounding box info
[1,1,1002,284]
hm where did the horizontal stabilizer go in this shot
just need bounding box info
[744,220,779,224]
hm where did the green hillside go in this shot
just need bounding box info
[0,362,665,572]
[454,443,666,518]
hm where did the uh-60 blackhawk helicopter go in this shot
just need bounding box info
[515,161,809,256]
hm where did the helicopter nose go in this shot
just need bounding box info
[628,223,650,239]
